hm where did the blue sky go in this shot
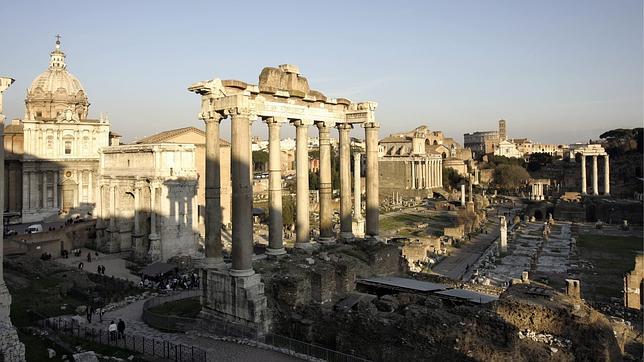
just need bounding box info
[1,0,641,144]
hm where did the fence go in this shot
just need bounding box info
[38,317,208,362]
[141,290,371,362]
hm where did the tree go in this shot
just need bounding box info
[527,152,554,172]
[492,164,530,192]
[252,150,269,172]
[309,170,320,190]
[443,167,464,190]
[282,195,296,228]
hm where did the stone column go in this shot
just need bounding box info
[581,155,587,195]
[364,122,380,240]
[230,109,254,276]
[42,172,47,208]
[203,114,223,265]
[95,184,102,226]
[604,155,610,195]
[78,170,84,206]
[317,121,334,244]
[148,184,160,261]
[22,171,29,212]
[498,215,508,255]
[294,119,313,248]
[88,171,93,203]
[133,185,140,235]
[354,152,362,218]
[592,155,598,196]
[410,159,416,189]
[468,177,473,203]
[461,184,466,206]
[266,118,287,254]
[338,123,354,241]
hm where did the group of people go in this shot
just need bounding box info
[39,252,53,260]
[96,264,107,275]
[139,272,200,292]
[108,319,127,341]
[85,305,106,323]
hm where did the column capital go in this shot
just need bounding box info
[264,116,287,126]
[292,119,313,127]
[201,111,224,124]
[336,122,353,130]
[224,106,252,117]
[363,121,380,129]
[315,120,335,129]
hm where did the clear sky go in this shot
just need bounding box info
[1,0,642,144]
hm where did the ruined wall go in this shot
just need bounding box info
[624,254,644,310]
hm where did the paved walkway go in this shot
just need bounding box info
[55,297,300,361]
[55,247,140,283]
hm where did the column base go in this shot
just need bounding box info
[201,269,269,336]
[317,236,336,245]
[366,234,385,244]
[339,231,354,242]
[265,247,287,256]
[229,268,255,277]
[198,257,227,269]
[352,218,365,239]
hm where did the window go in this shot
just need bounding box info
[65,141,72,155]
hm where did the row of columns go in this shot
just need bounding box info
[201,110,380,277]
[100,182,160,239]
[409,158,442,189]
[580,154,610,195]
[530,183,545,201]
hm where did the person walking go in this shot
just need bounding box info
[98,307,104,322]
[97,265,102,274]
[117,319,125,340]
[87,252,92,263]
[108,321,117,342]
[101,265,106,275]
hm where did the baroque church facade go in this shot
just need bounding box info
[4,38,111,223]
[4,38,199,262]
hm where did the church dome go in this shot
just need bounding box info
[25,37,89,120]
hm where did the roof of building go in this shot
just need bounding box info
[135,126,230,146]
[380,135,409,143]
[28,38,86,98]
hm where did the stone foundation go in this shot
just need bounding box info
[202,269,269,335]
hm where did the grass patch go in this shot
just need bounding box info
[576,234,643,303]
[147,297,201,318]
[380,213,432,231]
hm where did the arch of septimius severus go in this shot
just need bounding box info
[189,64,380,330]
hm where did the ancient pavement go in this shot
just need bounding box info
[432,204,519,280]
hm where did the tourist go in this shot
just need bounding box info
[99,308,105,322]
[87,252,92,263]
[97,265,102,274]
[101,265,106,275]
[78,262,84,270]
[117,319,125,339]
[108,321,117,341]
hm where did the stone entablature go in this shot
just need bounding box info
[190,64,380,333]
[100,144,197,179]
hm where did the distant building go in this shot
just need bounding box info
[494,140,523,158]
[464,130,499,159]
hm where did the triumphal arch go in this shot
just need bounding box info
[189,64,380,332]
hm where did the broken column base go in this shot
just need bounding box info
[352,218,365,239]
[0,284,25,361]
[201,269,270,336]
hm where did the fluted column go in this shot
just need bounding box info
[317,121,334,243]
[109,183,116,229]
[203,113,223,265]
[604,154,610,195]
[294,119,313,248]
[266,118,286,254]
[461,184,466,206]
[337,123,353,241]
[364,122,380,239]
[230,109,254,276]
[581,155,587,195]
[592,155,598,196]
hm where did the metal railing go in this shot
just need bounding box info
[38,317,208,362]
[142,291,371,361]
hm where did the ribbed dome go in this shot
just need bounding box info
[29,68,86,96]
[25,37,90,120]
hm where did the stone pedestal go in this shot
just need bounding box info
[0,285,24,362]
[148,234,161,262]
[352,218,365,239]
[466,201,475,213]
[201,268,269,335]
[498,216,507,255]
